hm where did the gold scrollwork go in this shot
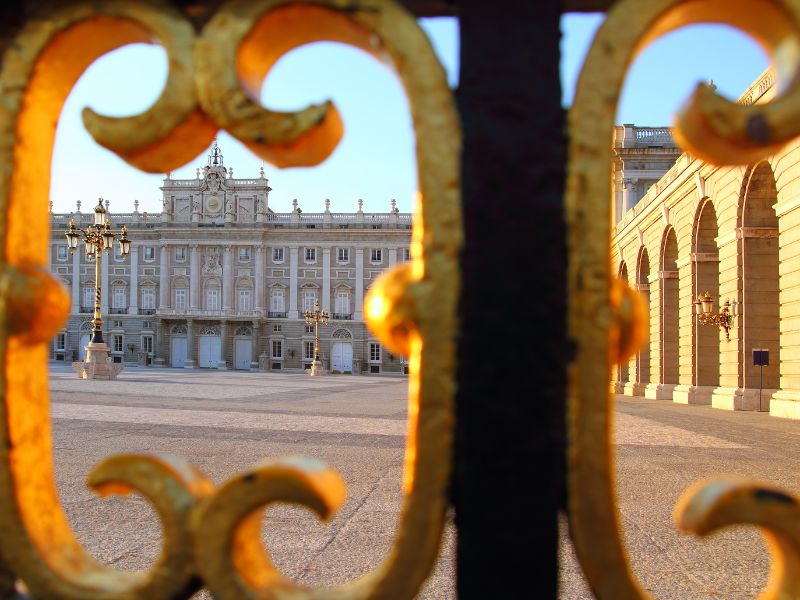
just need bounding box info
[567,0,800,598]
[192,457,347,599]
[676,478,800,599]
[0,0,459,598]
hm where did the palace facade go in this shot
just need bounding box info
[609,68,800,418]
[48,142,411,375]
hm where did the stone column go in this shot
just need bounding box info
[219,320,228,369]
[223,245,234,312]
[101,246,109,315]
[255,246,265,315]
[159,245,169,309]
[623,179,638,213]
[251,319,260,370]
[128,246,139,315]
[184,319,195,368]
[154,321,162,365]
[322,247,331,312]
[289,246,299,319]
[355,248,364,321]
[190,245,200,310]
[71,246,80,313]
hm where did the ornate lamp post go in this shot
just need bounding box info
[694,291,736,341]
[65,198,132,379]
[304,299,329,376]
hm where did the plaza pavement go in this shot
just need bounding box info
[46,366,800,598]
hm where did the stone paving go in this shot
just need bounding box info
[46,366,800,598]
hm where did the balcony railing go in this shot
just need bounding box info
[109,308,127,314]
[267,311,287,318]
[332,313,353,320]
[156,308,263,318]
[138,308,156,315]
[79,306,93,314]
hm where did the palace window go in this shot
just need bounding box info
[239,289,251,311]
[304,341,315,360]
[112,334,123,353]
[305,325,314,334]
[175,247,186,261]
[271,289,285,312]
[272,324,281,332]
[142,335,153,354]
[272,340,282,359]
[272,247,284,263]
[337,248,349,263]
[304,247,317,263]
[174,289,187,311]
[403,247,411,262]
[82,287,94,309]
[303,290,316,312]
[206,288,220,311]
[57,246,68,261]
[238,247,251,262]
[144,246,155,261]
[141,287,155,310]
[335,291,350,316]
[112,287,125,309]
[113,244,124,261]
[55,333,66,351]
[370,248,382,263]
[370,342,382,362]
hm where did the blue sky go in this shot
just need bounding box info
[50,14,769,215]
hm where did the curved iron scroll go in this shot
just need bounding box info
[567,0,800,598]
[0,1,459,598]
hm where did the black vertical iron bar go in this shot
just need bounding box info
[453,2,567,598]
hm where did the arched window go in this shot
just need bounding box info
[270,284,286,317]
[204,277,221,311]
[236,277,253,312]
[111,279,127,311]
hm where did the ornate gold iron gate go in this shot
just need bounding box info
[1,0,800,598]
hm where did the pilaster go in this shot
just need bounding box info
[71,247,80,313]
[289,246,298,319]
[355,248,364,321]
[223,245,234,311]
[159,244,169,309]
[322,247,331,312]
[190,245,200,310]
[128,246,139,315]
[255,246,265,314]
[101,247,109,315]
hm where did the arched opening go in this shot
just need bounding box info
[615,261,630,393]
[693,200,720,402]
[233,325,253,370]
[632,247,651,394]
[659,227,680,396]
[740,161,780,411]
